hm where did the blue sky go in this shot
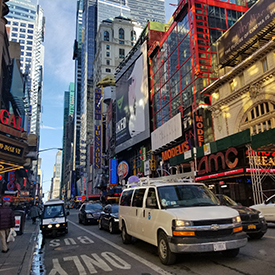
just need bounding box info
[36,0,177,198]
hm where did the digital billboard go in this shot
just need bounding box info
[115,41,150,153]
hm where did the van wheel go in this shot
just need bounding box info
[158,231,176,265]
[221,248,239,258]
[121,222,132,244]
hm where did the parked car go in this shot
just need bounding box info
[216,194,267,239]
[250,194,275,223]
[78,202,103,225]
[98,204,119,233]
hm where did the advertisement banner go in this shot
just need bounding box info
[115,41,150,153]
[94,125,102,169]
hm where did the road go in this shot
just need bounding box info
[39,209,275,275]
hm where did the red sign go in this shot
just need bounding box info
[198,147,238,176]
[0,109,24,131]
[81,195,86,201]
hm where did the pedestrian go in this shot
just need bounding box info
[0,201,15,253]
[29,202,40,224]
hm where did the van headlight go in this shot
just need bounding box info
[48,224,53,228]
[173,220,193,227]
[55,223,60,228]
[232,216,242,224]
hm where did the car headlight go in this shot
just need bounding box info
[173,220,193,227]
[114,218,119,222]
[232,216,242,224]
[86,213,92,217]
[258,212,265,219]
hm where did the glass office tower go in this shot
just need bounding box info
[149,0,255,151]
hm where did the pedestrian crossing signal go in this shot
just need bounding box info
[150,159,156,171]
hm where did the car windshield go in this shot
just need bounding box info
[157,184,219,208]
[86,203,102,211]
[43,205,64,218]
[111,205,119,213]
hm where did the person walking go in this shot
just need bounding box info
[29,202,40,224]
[0,201,15,253]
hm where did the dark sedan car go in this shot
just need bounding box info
[78,202,103,225]
[216,194,267,239]
[98,204,119,233]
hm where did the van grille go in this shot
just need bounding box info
[195,229,233,237]
[193,218,232,226]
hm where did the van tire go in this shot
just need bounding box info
[158,231,176,265]
[221,248,239,258]
[121,222,132,244]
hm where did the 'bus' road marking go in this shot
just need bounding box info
[69,220,172,275]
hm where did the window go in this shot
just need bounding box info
[106,45,110,50]
[131,30,136,41]
[229,80,235,93]
[239,73,244,87]
[20,28,26,33]
[106,68,111,73]
[132,189,146,207]
[106,52,110,57]
[119,28,124,40]
[104,31,109,41]
[119,40,124,44]
[262,57,268,73]
[20,23,26,27]
[106,60,110,65]
[28,24,34,28]
[27,41,33,45]
[119,48,125,58]
[120,190,133,206]
[12,27,18,31]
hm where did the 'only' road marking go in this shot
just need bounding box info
[69,220,171,275]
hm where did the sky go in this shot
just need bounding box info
[36,0,178,198]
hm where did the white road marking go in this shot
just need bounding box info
[69,220,172,275]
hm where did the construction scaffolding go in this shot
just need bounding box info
[246,144,275,204]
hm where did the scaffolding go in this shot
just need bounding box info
[246,144,275,204]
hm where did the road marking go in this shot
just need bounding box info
[265,236,275,239]
[69,221,172,275]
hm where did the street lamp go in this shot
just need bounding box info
[39,147,63,152]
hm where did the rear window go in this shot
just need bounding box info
[120,190,133,206]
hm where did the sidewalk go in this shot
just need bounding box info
[0,217,40,275]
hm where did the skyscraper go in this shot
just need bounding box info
[6,0,45,138]
[73,0,165,196]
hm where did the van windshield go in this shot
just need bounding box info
[157,185,219,208]
[43,204,64,218]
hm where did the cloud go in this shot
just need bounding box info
[40,124,63,130]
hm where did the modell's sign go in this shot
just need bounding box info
[0,109,24,131]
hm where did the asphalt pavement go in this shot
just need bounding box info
[0,215,40,275]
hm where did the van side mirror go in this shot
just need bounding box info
[66,211,70,216]
[146,197,157,208]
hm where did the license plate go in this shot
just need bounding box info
[213,242,226,251]
[248,224,256,230]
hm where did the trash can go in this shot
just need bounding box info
[14,210,26,235]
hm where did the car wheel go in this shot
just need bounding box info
[109,220,114,234]
[158,231,176,265]
[83,218,88,225]
[121,222,132,244]
[78,216,82,224]
[221,248,239,258]
[98,219,103,230]
[248,232,265,240]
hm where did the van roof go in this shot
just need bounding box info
[124,180,204,190]
[44,199,64,206]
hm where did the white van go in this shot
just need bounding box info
[40,199,69,237]
[119,179,247,265]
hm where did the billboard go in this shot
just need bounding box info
[115,41,150,153]
[217,0,275,66]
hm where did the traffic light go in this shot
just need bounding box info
[150,159,156,171]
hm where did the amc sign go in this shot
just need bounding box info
[198,147,238,176]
